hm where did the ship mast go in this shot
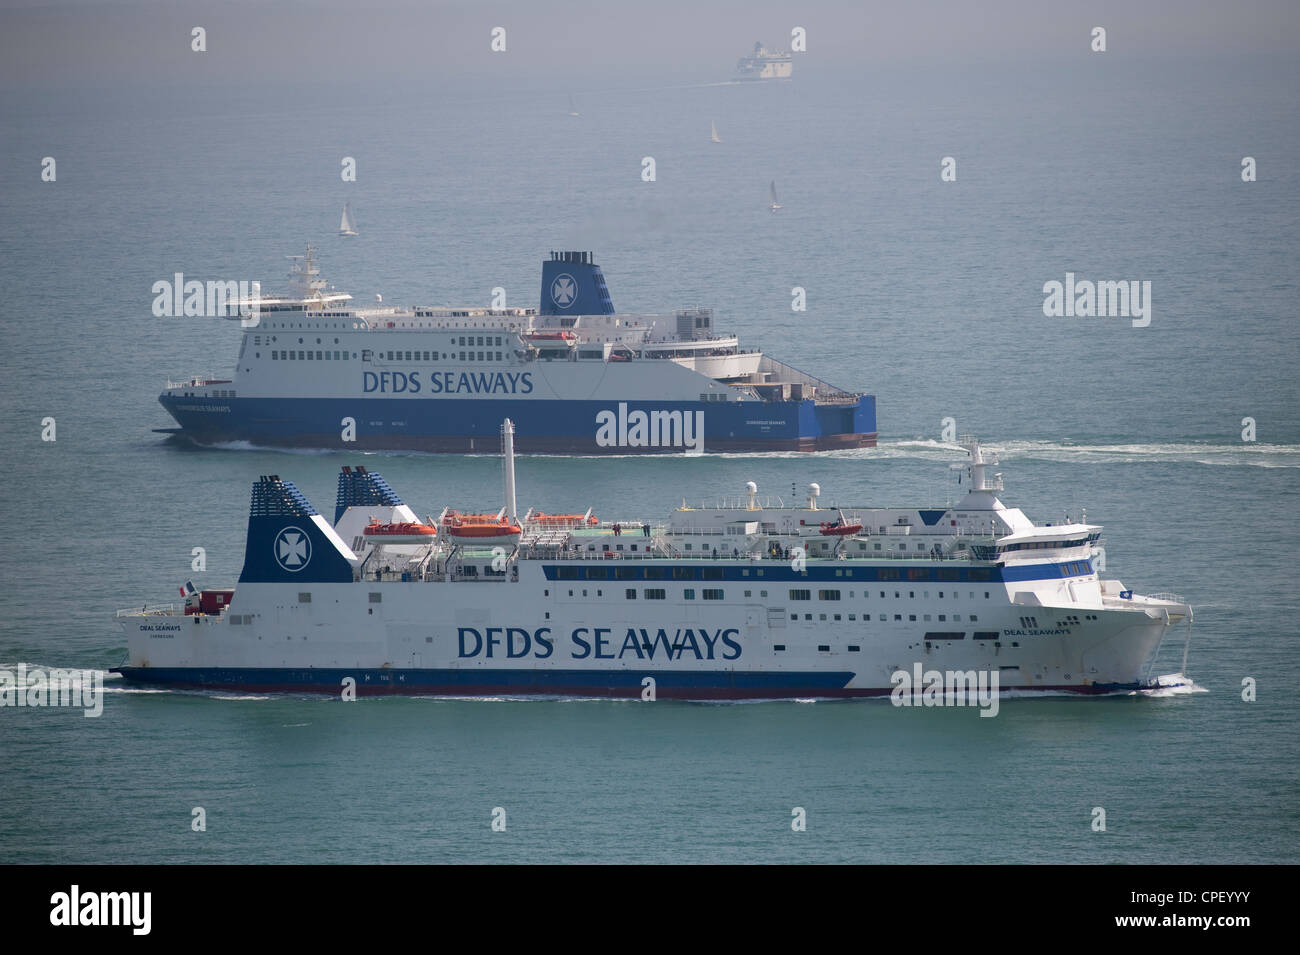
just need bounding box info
[501,419,517,522]
[959,435,1003,492]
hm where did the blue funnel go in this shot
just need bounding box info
[539,251,614,315]
[239,476,355,584]
[334,465,403,525]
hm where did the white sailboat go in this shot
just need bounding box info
[339,201,358,236]
[769,180,783,212]
[711,120,722,143]
[568,93,580,117]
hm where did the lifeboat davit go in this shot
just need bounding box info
[819,520,863,537]
[445,511,522,547]
[363,521,439,544]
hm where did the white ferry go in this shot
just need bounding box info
[736,42,794,80]
[114,426,1192,699]
[156,249,875,453]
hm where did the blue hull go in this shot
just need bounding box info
[111,665,1132,698]
[159,394,877,453]
[113,666,863,699]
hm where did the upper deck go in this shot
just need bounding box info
[181,248,866,406]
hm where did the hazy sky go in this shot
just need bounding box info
[2,0,1298,93]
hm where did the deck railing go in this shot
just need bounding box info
[116,604,179,617]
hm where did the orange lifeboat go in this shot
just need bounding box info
[444,511,522,547]
[819,520,863,537]
[524,330,578,342]
[363,521,439,544]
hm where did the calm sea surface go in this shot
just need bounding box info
[1,55,1297,863]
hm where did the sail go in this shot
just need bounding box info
[769,180,779,204]
[711,120,721,143]
[339,202,356,234]
[568,93,579,116]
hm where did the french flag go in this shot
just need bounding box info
[179,580,197,597]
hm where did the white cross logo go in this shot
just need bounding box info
[550,273,576,308]
[274,526,312,572]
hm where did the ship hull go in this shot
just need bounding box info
[110,665,1145,698]
[159,394,877,453]
[114,570,1177,702]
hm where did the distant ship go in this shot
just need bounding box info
[769,180,783,212]
[113,431,1195,699]
[736,41,793,81]
[338,202,357,237]
[155,248,876,453]
[711,120,722,143]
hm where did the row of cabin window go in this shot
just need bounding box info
[456,336,504,347]
[557,565,727,580]
[1001,538,1091,552]
[789,589,992,600]
[558,562,1006,585]
[545,588,726,600]
[270,350,352,361]
[789,613,980,622]
[627,588,724,600]
[376,350,504,362]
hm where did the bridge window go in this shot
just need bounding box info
[702,589,724,600]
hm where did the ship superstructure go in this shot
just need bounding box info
[157,249,875,453]
[115,429,1192,699]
